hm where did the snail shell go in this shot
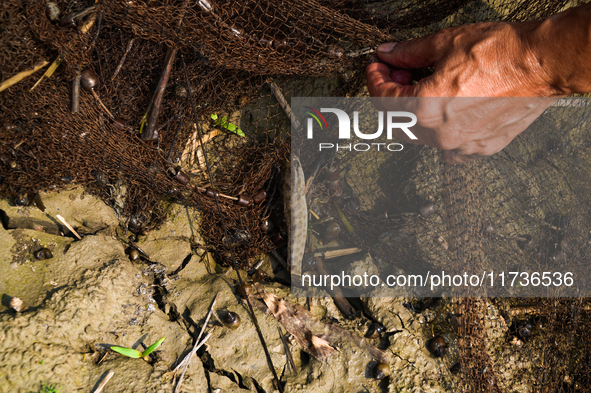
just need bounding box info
[129,249,140,261]
[128,216,141,233]
[45,2,60,22]
[35,248,53,260]
[15,195,29,206]
[259,219,272,233]
[223,311,241,329]
[197,0,213,12]
[419,201,437,217]
[323,221,341,243]
[428,336,446,357]
[373,363,390,380]
[365,322,385,339]
[518,323,533,339]
[80,69,99,91]
[237,283,252,298]
[9,296,23,312]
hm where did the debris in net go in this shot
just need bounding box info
[0,60,49,92]
[254,282,388,363]
[111,38,135,81]
[268,79,302,132]
[311,255,358,320]
[91,370,114,393]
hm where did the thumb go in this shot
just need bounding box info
[376,31,449,69]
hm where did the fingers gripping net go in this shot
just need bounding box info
[1,1,590,392]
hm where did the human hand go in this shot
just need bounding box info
[366,7,591,163]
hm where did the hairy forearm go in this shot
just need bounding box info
[526,2,591,95]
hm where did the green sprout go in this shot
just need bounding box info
[210,113,245,137]
[40,382,61,393]
[110,337,165,359]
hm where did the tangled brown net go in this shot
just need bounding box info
[1,0,591,392]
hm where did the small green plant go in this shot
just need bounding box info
[40,382,60,393]
[111,337,165,359]
[210,113,245,137]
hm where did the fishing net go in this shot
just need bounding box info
[1,0,590,392]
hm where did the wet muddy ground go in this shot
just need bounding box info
[0,187,482,393]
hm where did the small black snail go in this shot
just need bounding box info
[223,311,241,330]
[419,201,437,217]
[428,336,446,357]
[365,322,385,339]
[373,363,390,380]
[518,323,533,339]
[35,248,53,260]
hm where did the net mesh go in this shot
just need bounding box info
[1,0,591,391]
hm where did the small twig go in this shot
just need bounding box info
[91,89,114,120]
[173,292,220,373]
[0,60,49,92]
[268,79,302,132]
[173,328,216,392]
[142,48,178,140]
[344,47,374,57]
[92,370,114,393]
[314,247,362,259]
[111,38,135,81]
[30,56,62,91]
[56,214,82,240]
[86,11,103,54]
[0,333,5,344]
[128,239,151,259]
[278,327,298,376]
[71,67,81,113]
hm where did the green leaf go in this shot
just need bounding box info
[210,113,219,121]
[142,337,166,357]
[227,123,236,131]
[235,128,245,137]
[111,346,143,358]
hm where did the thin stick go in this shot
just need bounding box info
[92,370,114,393]
[91,89,114,120]
[71,67,81,113]
[278,327,297,376]
[30,57,62,91]
[128,239,151,259]
[268,79,302,132]
[111,38,135,81]
[173,328,216,392]
[173,292,220,372]
[0,333,5,344]
[142,48,178,140]
[0,60,49,93]
[315,247,362,259]
[56,214,82,240]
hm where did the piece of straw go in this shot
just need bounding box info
[56,214,82,240]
